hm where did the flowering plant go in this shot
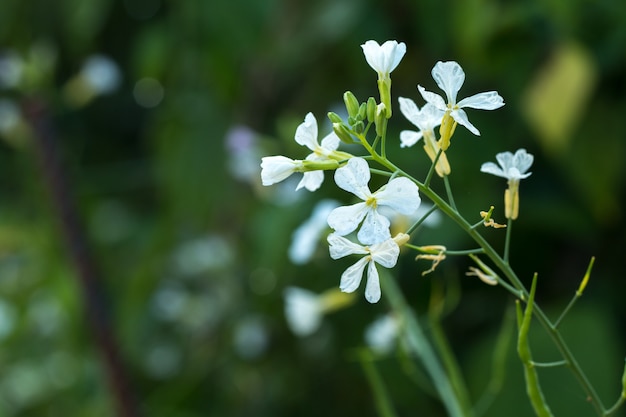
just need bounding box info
[261,41,626,417]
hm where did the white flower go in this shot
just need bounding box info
[361,40,406,80]
[480,148,534,180]
[260,155,302,186]
[365,314,399,354]
[327,157,420,245]
[288,199,339,265]
[327,233,400,303]
[480,149,534,220]
[418,61,504,135]
[294,112,342,191]
[283,287,323,336]
[260,113,344,191]
[81,55,121,95]
[398,98,445,148]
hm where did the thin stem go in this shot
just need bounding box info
[370,157,606,415]
[532,360,568,368]
[503,217,513,264]
[425,148,443,188]
[358,350,399,417]
[382,272,468,417]
[444,175,458,211]
[406,204,439,236]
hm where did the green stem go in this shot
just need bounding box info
[358,350,399,417]
[406,204,439,236]
[444,175,458,211]
[382,273,468,417]
[504,217,513,264]
[369,157,606,416]
[425,148,443,188]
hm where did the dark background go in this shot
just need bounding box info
[0,0,625,416]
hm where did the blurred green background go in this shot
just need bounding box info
[0,0,625,416]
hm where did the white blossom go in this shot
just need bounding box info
[398,98,444,148]
[418,61,504,135]
[260,155,302,186]
[283,287,324,336]
[361,40,406,80]
[480,148,534,180]
[327,233,400,303]
[327,157,420,245]
[288,199,339,264]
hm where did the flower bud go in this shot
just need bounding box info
[327,111,343,124]
[357,102,367,121]
[375,103,387,137]
[333,123,355,144]
[343,91,360,119]
[366,97,377,123]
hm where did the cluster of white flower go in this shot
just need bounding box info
[261,40,533,311]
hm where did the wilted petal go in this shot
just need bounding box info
[334,157,371,199]
[358,210,392,245]
[327,202,368,237]
[431,61,465,104]
[376,177,421,215]
[327,233,368,259]
[457,91,504,110]
[294,112,319,150]
[364,261,381,303]
[399,130,423,148]
[340,257,369,293]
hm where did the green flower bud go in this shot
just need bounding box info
[366,97,377,123]
[357,102,367,122]
[375,103,387,137]
[333,123,355,144]
[327,111,343,124]
[353,121,364,134]
[343,91,360,119]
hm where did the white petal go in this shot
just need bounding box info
[450,108,480,135]
[361,40,383,73]
[327,233,367,259]
[417,85,447,111]
[358,209,392,245]
[260,156,298,185]
[495,151,514,171]
[399,130,423,148]
[480,162,507,178]
[334,157,371,199]
[512,149,534,174]
[327,203,368,237]
[296,171,323,192]
[294,112,319,150]
[370,239,400,268]
[398,96,420,126]
[284,287,322,336]
[457,91,504,110]
[375,177,421,214]
[319,132,340,152]
[364,261,381,303]
[340,257,369,293]
[431,61,465,104]
[381,40,406,73]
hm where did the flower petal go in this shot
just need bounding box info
[358,209,391,245]
[319,132,340,152]
[294,112,319,150]
[398,96,420,127]
[381,40,406,73]
[431,61,465,104]
[450,108,480,135]
[296,170,323,192]
[340,257,369,294]
[364,261,381,303]
[512,149,534,175]
[480,162,507,178]
[417,85,447,111]
[327,233,367,259]
[260,156,298,185]
[399,130,423,148]
[361,40,383,73]
[457,91,504,110]
[327,202,368,237]
[375,177,421,215]
[370,239,400,268]
[333,157,371,199]
[284,287,322,336]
